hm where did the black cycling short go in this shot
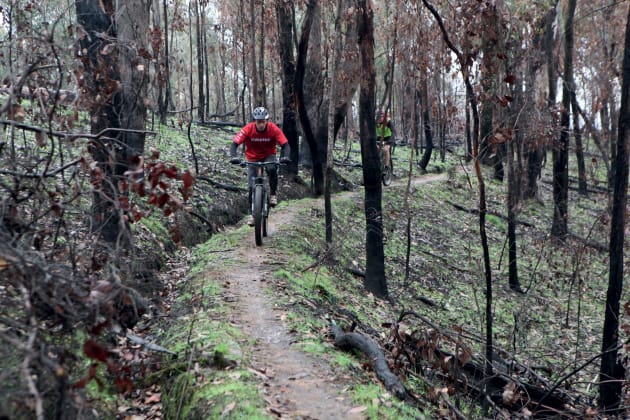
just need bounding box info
[377,136,394,146]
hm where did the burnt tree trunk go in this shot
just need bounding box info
[76,0,150,248]
[325,0,343,245]
[76,0,122,245]
[599,3,630,414]
[357,0,387,299]
[478,2,499,168]
[258,0,267,107]
[525,2,558,200]
[418,71,433,172]
[275,0,299,176]
[551,0,575,240]
[296,0,324,195]
[571,92,588,195]
[194,0,205,121]
[248,0,259,106]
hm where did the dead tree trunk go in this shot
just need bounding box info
[599,3,630,414]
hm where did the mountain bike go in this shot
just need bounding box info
[241,160,284,246]
[378,139,393,186]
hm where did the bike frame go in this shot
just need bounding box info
[242,161,278,246]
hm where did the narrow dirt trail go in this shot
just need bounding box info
[220,202,364,419]
[217,171,447,418]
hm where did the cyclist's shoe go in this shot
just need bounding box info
[270,195,278,206]
[247,215,255,226]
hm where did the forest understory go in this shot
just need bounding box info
[1,124,627,419]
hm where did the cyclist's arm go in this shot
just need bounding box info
[229,141,240,158]
[280,142,290,159]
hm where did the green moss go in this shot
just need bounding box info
[333,352,360,369]
[485,213,506,230]
[162,372,196,419]
[140,214,171,238]
[275,267,336,300]
[162,368,269,419]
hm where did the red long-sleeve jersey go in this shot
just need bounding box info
[232,121,288,161]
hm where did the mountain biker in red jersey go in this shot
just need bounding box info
[230,107,291,225]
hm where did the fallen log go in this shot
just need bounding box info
[331,323,407,400]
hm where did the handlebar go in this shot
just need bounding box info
[230,159,291,167]
[239,161,286,168]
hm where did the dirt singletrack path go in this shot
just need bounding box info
[219,200,365,419]
[217,171,448,418]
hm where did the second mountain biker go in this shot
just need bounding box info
[376,110,396,171]
[230,107,291,226]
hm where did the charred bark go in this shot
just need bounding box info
[275,0,299,176]
[599,3,630,414]
[357,0,387,299]
[551,0,575,240]
[296,1,324,196]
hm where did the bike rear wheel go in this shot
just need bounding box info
[382,158,393,186]
[253,185,264,246]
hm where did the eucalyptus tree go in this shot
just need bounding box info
[324,0,342,245]
[275,0,300,175]
[357,0,388,299]
[294,0,362,196]
[193,0,206,121]
[579,1,625,189]
[550,0,576,240]
[75,0,150,246]
[524,1,558,201]
[152,0,173,124]
[478,0,505,181]
[599,4,630,414]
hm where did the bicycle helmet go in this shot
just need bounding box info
[252,107,269,120]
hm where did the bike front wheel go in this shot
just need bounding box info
[263,214,268,237]
[253,185,264,246]
[263,197,269,237]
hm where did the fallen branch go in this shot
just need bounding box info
[125,332,178,357]
[196,120,242,129]
[447,201,535,228]
[196,175,246,192]
[331,323,407,400]
[346,266,365,277]
[440,389,468,420]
